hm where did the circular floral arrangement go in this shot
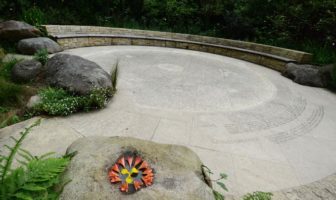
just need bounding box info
[108,153,154,194]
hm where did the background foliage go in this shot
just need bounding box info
[0,0,335,64]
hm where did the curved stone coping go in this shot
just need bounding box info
[270,173,336,200]
[225,173,336,200]
[44,25,312,64]
[50,34,295,72]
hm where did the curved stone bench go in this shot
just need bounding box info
[44,25,312,72]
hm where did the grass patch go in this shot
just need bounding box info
[0,78,23,107]
[301,41,336,65]
[0,111,21,129]
[29,87,113,116]
[0,59,19,81]
[242,191,273,200]
[33,48,49,65]
[0,60,39,128]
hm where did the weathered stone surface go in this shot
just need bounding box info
[17,37,62,55]
[11,59,42,82]
[272,173,336,200]
[320,64,335,86]
[60,136,214,200]
[26,95,42,109]
[45,54,112,95]
[283,63,326,87]
[0,20,41,41]
[3,53,33,62]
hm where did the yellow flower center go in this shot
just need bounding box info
[121,167,139,184]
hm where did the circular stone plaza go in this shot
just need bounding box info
[1,45,336,197]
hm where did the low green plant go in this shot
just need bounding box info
[30,87,112,116]
[22,6,46,26]
[302,41,336,65]
[202,165,228,200]
[242,191,273,200]
[31,87,82,116]
[33,49,49,65]
[0,114,20,129]
[0,78,23,107]
[0,119,73,199]
[0,107,9,114]
[0,59,19,80]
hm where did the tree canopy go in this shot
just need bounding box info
[1,0,335,63]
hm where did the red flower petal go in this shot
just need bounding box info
[127,156,133,166]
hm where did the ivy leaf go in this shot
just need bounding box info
[216,181,228,191]
[220,173,228,179]
[213,190,225,200]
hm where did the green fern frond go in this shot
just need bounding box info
[18,148,35,161]
[0,119,73,200]
[0,119,41,183]
[1,150,71,200]
[38,152,56,160]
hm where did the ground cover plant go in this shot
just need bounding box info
[242,191,273,200]
[28,87,113,116]
[33,49,49,65]
[0,119,73,200]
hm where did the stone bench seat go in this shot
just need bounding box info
[51,33,297,72]
[45,26,312,72]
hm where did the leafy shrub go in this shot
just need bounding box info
[30,87,112,116]
[33,49,49,65]
[22,6,46,26]
[302,41,336,65]
[243,191,273,200]
[0,119,73,200]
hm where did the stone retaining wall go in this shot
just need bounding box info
[44,25,313,72]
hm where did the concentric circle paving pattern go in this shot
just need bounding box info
[1,46,336,196]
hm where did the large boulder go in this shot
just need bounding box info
[18,37,62,55]
[283,63,326,87]
[11,59,42,82]
[60,136,214,200]
[0,20,41,41]
[45,54,112,95]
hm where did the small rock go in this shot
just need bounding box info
[11,59,42,82]
[18,37,62,55]
[283,63,326,87]
[0,20,41,41]
[60,136,214,200]
[26,95,42,109]
[45,54,112,95]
